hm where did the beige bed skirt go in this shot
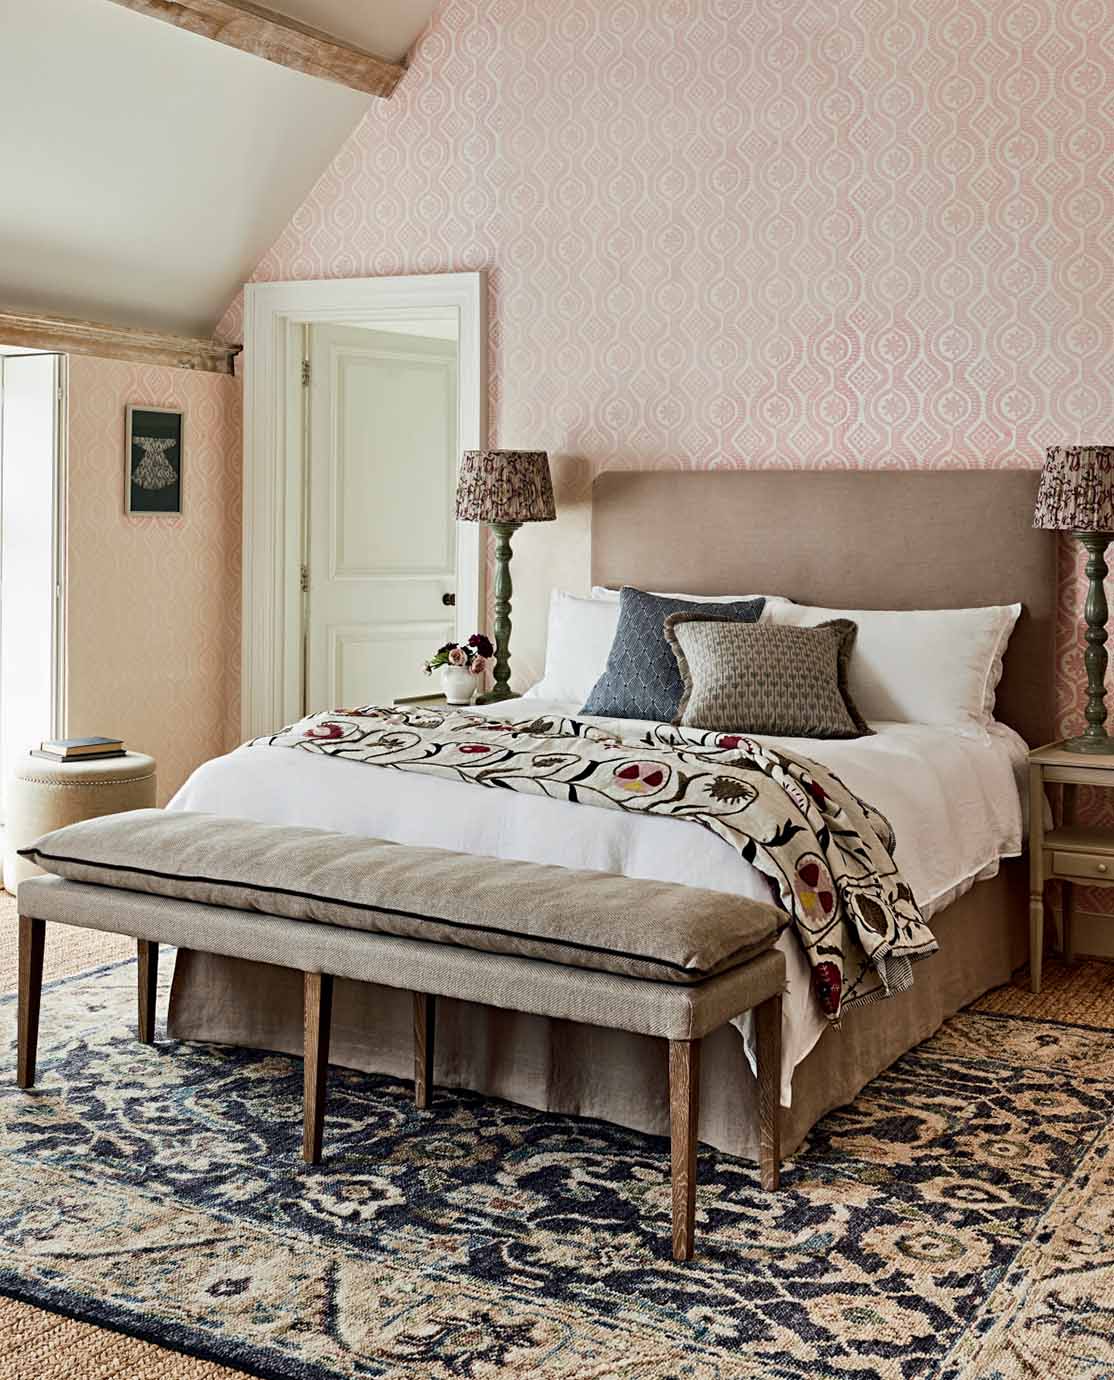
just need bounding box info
[166,862,1027,1161]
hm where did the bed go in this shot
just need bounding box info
[166,470,1056,1160]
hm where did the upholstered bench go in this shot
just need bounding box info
[15,809,787,1260]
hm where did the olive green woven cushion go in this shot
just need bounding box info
[21,809,787,985]
[664,614,872,738]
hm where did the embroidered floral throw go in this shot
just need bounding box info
[253,706,936,1021]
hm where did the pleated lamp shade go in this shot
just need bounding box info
[455,450,556,524]
[1033,446,1114,532]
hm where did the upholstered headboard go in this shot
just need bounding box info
[591,470,1057,747]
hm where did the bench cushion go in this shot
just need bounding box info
[21,809,787,985]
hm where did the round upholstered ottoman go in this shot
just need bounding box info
[3,752,157,893]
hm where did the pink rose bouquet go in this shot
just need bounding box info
[423,633,495,677]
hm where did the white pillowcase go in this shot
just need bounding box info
[767,602,1022,731]
[521,591,621,703]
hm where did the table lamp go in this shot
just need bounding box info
[455,450,556,703]
[1034,444,1114,752]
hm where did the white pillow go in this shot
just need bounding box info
[591,586,792,620]
[767,602,1022,730]
[521,591,620,703]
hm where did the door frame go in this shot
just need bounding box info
[242,272,486,739]
[0,350,67,751]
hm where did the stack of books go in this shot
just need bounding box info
[33,736,127,763]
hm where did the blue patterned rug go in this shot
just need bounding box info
[1,957,1112,1379]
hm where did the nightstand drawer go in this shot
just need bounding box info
[1052,850,1114,881]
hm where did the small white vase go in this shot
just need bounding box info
[440,665,477,705]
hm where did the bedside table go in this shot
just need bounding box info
[394,692,450,708]
[1028,740,1114,994]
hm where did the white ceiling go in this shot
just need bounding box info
[0,0,437,339]
[264,0,439,62]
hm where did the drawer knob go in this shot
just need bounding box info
[1099,863,1109,873]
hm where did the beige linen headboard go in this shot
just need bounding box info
[591,470,1057,747]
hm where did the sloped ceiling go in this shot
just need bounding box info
[0,0,437,339]
[263,0,436,62]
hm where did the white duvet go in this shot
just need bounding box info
[169,701,1027,1105]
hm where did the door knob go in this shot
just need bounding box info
[442,592,456,607]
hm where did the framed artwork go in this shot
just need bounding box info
[126,405,183,515]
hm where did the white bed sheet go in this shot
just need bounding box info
[168,702,1027,1105]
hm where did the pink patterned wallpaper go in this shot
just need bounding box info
[218,0,1113,725]
[66,357,242,803]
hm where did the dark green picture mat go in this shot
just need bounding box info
[128,409,182,514]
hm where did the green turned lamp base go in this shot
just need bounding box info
[475,686,517,706]
[1068,531,1114,757]
[1061,733,1114,754]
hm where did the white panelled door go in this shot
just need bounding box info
[304,324,459,712]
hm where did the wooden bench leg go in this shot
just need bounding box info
[669,1037,700,1262]
[755,993,782,1191]
[303,971,333,1165]
[137,940,159,1044]
[17,917,45,1090]
[414,992,436,1110]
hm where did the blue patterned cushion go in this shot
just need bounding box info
[582,588,765,722]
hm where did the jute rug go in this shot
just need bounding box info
[0,890,1111,1379]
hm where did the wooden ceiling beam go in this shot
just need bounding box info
[0,309,241,375]
[104,0,405,98]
